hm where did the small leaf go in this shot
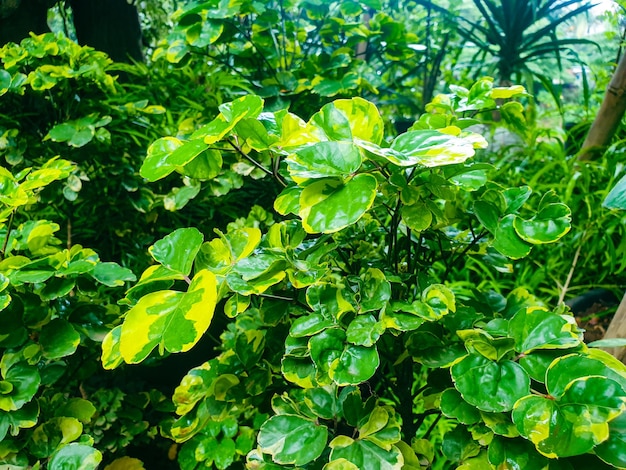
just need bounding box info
[390,130,476,167]
[39,319,80,359]
[492,214,532,259]
[149,227,204,275]
[48,443,102,470]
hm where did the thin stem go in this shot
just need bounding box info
[423,413,442,440]
[227,138,286,187]
[557,236,583,305]
[0,210,15,260]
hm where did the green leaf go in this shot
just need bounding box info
[492,214,532,259]
[346,315,384,347]
[488,436,551,470]
[149,227,204,275]
[595,410,626,468]
[299,174,378,233]
[358,268,391,312]
[508,308,581,353]
[0,401,38,441]
[48,443,102,470]
[55,398,96,423]
[181,149,222,180]
[513,203,571,244]
[39,319,80,359]
[257,415,328,466]
[329,437,403,469]
[546,354,626,399]
[0,364,40,412]
[441,425,481,463]
[440,388,481,425]
[286,141,362,181]
[588,338,626,348]
[604,173,626,210]
[330,344,379,386]
[118,269,217,364]
[334,98,384,144]
[92,262,136,287]
[389,130,476,167]
[401,201,432,232]
[451,354,530,412]
[191,95,264,143]
[513,377,626,458]
[31,417,83,458]
[141,136,201,182]
[290,313,335,338]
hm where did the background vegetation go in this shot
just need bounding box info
[1,0,626,469]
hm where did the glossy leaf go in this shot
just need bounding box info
[257,415,328,465]
[604,174,626,210]
[286,141,362,181]
[451,354,530,412]
[333,97,384,144]
[0,364,40,412]
[329,437,403,469]
[299,174,377,233]
[513,376,626,458]
[513,203,571,244]
[441,425,481,463]
[488,436,551,470]
[440,388,481,425]
[508,308,581,354]
[117,270,217,364]
[595,411,626,468]
[492,214,532,259]
[48,443,102,470]
[546,354,626,399]
[346,315,384,347]
[149,227,204,275]
[39,319,80,359]
[389,130,476,167]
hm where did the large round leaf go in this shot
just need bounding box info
[257,415,328,465]
[451,354,530,412]
[389,130,475,167]
[118,269,217,364]
[440,388,481,425]
[513,203,571,244]
[48,443,102,470]
[286,141,362,181]
[333,97,384,144]
[546,354,626,399]
[508,308,581,354]
[595,411,626,468]
[39,318,80,359]
[299,174,377,233]
[488,436,553,470]
[512,376,626,459]
[330,344,380,386]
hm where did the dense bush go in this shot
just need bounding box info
[1,1,625,469]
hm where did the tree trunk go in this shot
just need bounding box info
[601,293,626,364]
[69,0,143,63]
[578,52,626,160]
[0,0,54,45]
